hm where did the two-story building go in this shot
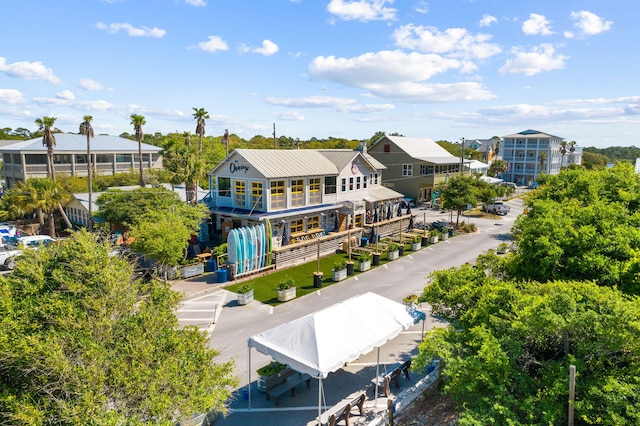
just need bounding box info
[0,133,163,188]
[367,135,468,206]
[205,148,404,246]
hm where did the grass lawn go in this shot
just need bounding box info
[223,239,428,306]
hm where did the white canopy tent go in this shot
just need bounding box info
[247,292,426,423]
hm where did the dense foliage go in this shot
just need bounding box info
[0,231,237,425]
[414,164,640,424]
[415,266,640,425]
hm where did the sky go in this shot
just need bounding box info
[0,0,637,148]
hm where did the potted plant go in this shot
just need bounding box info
[256,361,289,392]
[277,276,296,302]
[387,243,400,260]
[440,227,449,240]
[410,236,421,251]
[358,251,372,272]
[429,228,439,244]
[237,282,254,305]
[403,294,418,307]
[332,259,348,281]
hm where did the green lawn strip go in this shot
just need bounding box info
[223,240,425,306]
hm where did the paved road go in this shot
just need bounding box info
[174,198,526,425]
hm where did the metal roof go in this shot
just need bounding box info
[213,149,340,178]
[379,136,460,163]
[0,133,162,153]
[502,129,563,139]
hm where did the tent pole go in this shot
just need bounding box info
[374,346,380,407]
[317,378,322,426]
[247,348,252,408]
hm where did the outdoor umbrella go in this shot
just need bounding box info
[373,210,378,223]
[397,204,402,217]
[406,205,411,215]
[409,216,414,230]
[334,213,339,231]
[282,222,289,246]
[386,205,392,220]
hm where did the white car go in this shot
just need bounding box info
[16,235,56,249]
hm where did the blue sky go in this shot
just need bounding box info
[0,0,636,148]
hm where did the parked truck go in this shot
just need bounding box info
[482,201,511,216]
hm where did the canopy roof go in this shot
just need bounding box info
[247,292,425,379]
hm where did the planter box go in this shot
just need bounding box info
[441,233,448,241]
[387,250,399,260]
[429,235,439,244]
[180,263,205,279]
[257,374,286,392]
[411,242,421,251]
[277,286,296,302]
[238,289,254,305]
[358,260,371,272]
[332,268,347,281]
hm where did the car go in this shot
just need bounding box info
[16,235,56,249]
[0,223,20,239]
[482,201,511,215]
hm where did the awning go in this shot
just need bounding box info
[364,186,405,203]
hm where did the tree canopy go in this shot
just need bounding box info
[0,230,237,425]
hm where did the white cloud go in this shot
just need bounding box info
[309,50,464,87]
[0,89,26,105]
[184,0,206,6]
[522,13,553,36]
[0,57,61,84]
[415,1,429,14]
[499,44,567,76]
[78,78,112,91]
[265,95,395,113]
[96,22,166,38]
[253,40,279,56]
[392,25,501,60]
[56,90,75,101]
[272,111,305,121]
[570,11,612,36]
[198,36,229,53]
[479,14,497,28]
[366,81,494,102]
[327,0,396,22]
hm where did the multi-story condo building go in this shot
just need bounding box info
[500,129,566,186]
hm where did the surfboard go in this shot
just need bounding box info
[241,227,250,273]
[258,223,265,269]
[254,225,262,270]
[265,218,273,266]
[248,226,256,271]
[237,228,245,274]
[227,229,237,268]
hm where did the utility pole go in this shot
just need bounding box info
[273,123,276,150]
[460,137,465,175]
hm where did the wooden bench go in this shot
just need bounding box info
[266,372,312,406]
[261,367,298,393]
[371,359,411,398]
[319,391,367,426]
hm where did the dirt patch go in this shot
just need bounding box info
[394,391,458,426]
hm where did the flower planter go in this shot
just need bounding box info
[277,286,296,302]
[238,289,254,305]
[429,235,439,244]
[179,262,205,279]
[358,260,371,272]
[332,268,347,282]
[440,232,448,241]
[257,374,286,392]
[411,242,421,251]
[387,250,399,260]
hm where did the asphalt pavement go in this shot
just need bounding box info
[171,198,526,425]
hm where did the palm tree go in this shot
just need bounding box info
[80,115,94,229]
[559,140,568,170]
[163,145,206,204]
[568,141,576,165]
[34,116,57,181]
[192,107,209,153]
[538,151,548,171]
[130,114,146,187]
[13,178,66,237]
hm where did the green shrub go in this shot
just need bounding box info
[277,276,295,290]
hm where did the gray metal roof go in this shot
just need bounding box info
[225,149,339,178]
[0,133,162,153]
[379,136,460,163]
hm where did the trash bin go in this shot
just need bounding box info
[360,237,368,247]
[205,259,217,272]
[224,263,236,281]
[216,268,228,283]
[448,228,454,237]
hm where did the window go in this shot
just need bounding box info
[324,176,337,194]
[75,154,87,164]
[270,180,286,209]
[402,164,413,176]
[363,175,368,188]
[373,172,379,185]
[291,219,304,234]
[307,215,320,230]
[234,180,246,207]
[309,178,321,205]
[349,177,354,191]
[250,182,263,210]
[356,176,361,190]
[218,177,231,197]
[116,154,132,163]
[291,179,304,207]
[24,154,47,165]
[383,144,391,153]
[341,178,347,192]
[53,154,72,164]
